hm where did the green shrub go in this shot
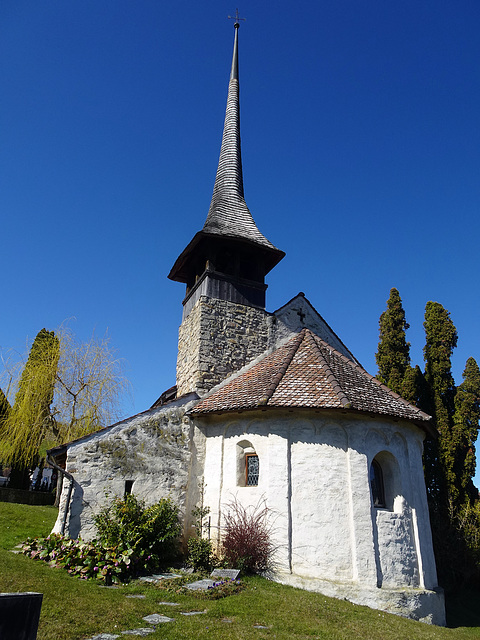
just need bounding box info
[187,536,214,572]
[93,493,181,566]
[21,494,182,583]
[187,498,215,571]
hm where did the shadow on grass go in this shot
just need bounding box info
[446,588,480,628]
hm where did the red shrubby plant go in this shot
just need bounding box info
[221,498,276,574]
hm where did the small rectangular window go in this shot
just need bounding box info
[125,480,134,495]
[246,454,259,486]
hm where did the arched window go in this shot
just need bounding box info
[370,451,402,512]
[236,440,259,487]
[370,460,385,508]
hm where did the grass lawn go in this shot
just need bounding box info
[1,503,480,640]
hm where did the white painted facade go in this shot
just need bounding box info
[196,410,444,624]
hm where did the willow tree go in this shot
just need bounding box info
[0,388,11,477]
[1,329,60,488]
[0,327,129,489]
[51,327,130,442]
[375,288,411,396]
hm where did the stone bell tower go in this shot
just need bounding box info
[169,20,284,397]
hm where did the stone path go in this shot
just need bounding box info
[142,614,174,624]
[180,610,207,616]
[86,570,242,639]
[86,607,176,639]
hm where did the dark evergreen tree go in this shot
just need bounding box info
[423,301,458,509]
[452,358,480,506]
[401,365,428,407]
[374,293,480,587]
[375,288,411,395]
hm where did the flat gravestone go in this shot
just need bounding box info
[157,602,180,606]
[138,573,182,583]
[142,614,174,624]
[126,595,146,599]
[121,630,154,637]
[180,610,207,616]
[99,585,119,589]
[88,635,120,640]
[185,579,215,590]
[210,568,240,580]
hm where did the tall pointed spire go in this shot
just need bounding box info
[169,20,284,303]
[202,21,277,250]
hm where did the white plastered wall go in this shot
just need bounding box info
[198,410,444,624]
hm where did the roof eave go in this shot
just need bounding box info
[188,403,436,436]
[168,230,285,283]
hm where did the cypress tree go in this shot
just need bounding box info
[423,301,458,509]
[452,357,480,506]
[401,364,429,407]
[375,288,411,395]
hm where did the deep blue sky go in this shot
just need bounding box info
[2,2,480,475]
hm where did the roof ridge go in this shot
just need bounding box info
[304,330,351,409]
[308,330,432,424]
[259,329,306,406]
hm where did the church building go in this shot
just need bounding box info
[49,20,445,625]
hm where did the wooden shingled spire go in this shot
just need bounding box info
[202,17,277,251]
[169,19,284,310]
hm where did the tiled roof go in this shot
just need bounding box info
[189,328,434,432]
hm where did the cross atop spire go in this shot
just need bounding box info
[228,8,245,28]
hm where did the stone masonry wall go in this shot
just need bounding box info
[52,399,204,543]
[176,296,271,396]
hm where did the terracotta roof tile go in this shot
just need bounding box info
[189,329,433,432]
